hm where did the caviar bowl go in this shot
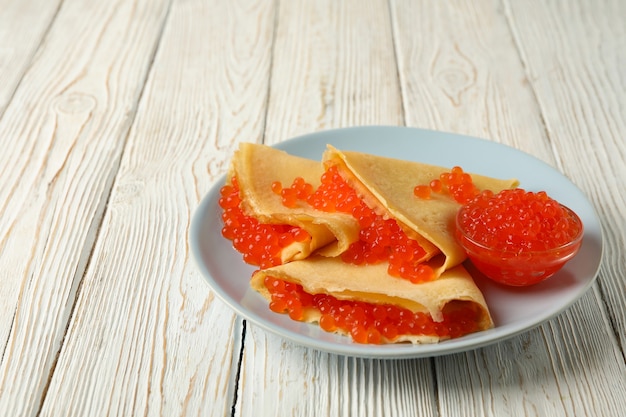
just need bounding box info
[456,203,584,287]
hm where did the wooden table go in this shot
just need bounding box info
[1,0,624,415]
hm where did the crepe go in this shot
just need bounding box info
[251,257,493,343]
[227,143,360,263]
[225,143,517,344]
[323,146,519,276]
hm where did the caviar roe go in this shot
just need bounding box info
[458,188,582,252]
[271,177,315,208]
[264,276,481,343]
[276,166,435,283]
[413,166,480,204]
[219,176,311,269]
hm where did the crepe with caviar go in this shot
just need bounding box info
[223,143,360,266]
[322,146,519,277]
[251,257,493,343]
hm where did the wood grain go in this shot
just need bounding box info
[389,0,553,158]
[0,0,61,115]
[0,0,170,414]
[240,326,438,417]
[38,0,276,416]
[262,0,403,145]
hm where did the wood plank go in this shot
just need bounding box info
[262,0,404,144]
[0,0,61,114]
[241,327,437,416]
[236,1,438,416]
[0,0,170,414]
[389,0,553,157]
[38,0,276,416]
[392,0,626,415]
[0,0,63,343]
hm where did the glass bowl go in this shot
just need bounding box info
[455,205,584,286]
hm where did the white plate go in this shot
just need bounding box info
[190,126,603,358]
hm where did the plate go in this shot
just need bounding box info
[190,126,603,358]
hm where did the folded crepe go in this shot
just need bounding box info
[251,257,493,343]
[224,143,360,264]
[322,146,519,277]
[223,143,519,343]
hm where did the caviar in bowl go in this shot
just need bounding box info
[455,189,584,286]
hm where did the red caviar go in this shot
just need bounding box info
[263,276,482,343]
[456,188,583,286]
[458,189,581,251]
[284,166,434,283]
[219,177,311,269]
[414,166,480,204]
[413,185,431,199]
[273,176,316,208]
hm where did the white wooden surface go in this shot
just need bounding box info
[0,0,624,416]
